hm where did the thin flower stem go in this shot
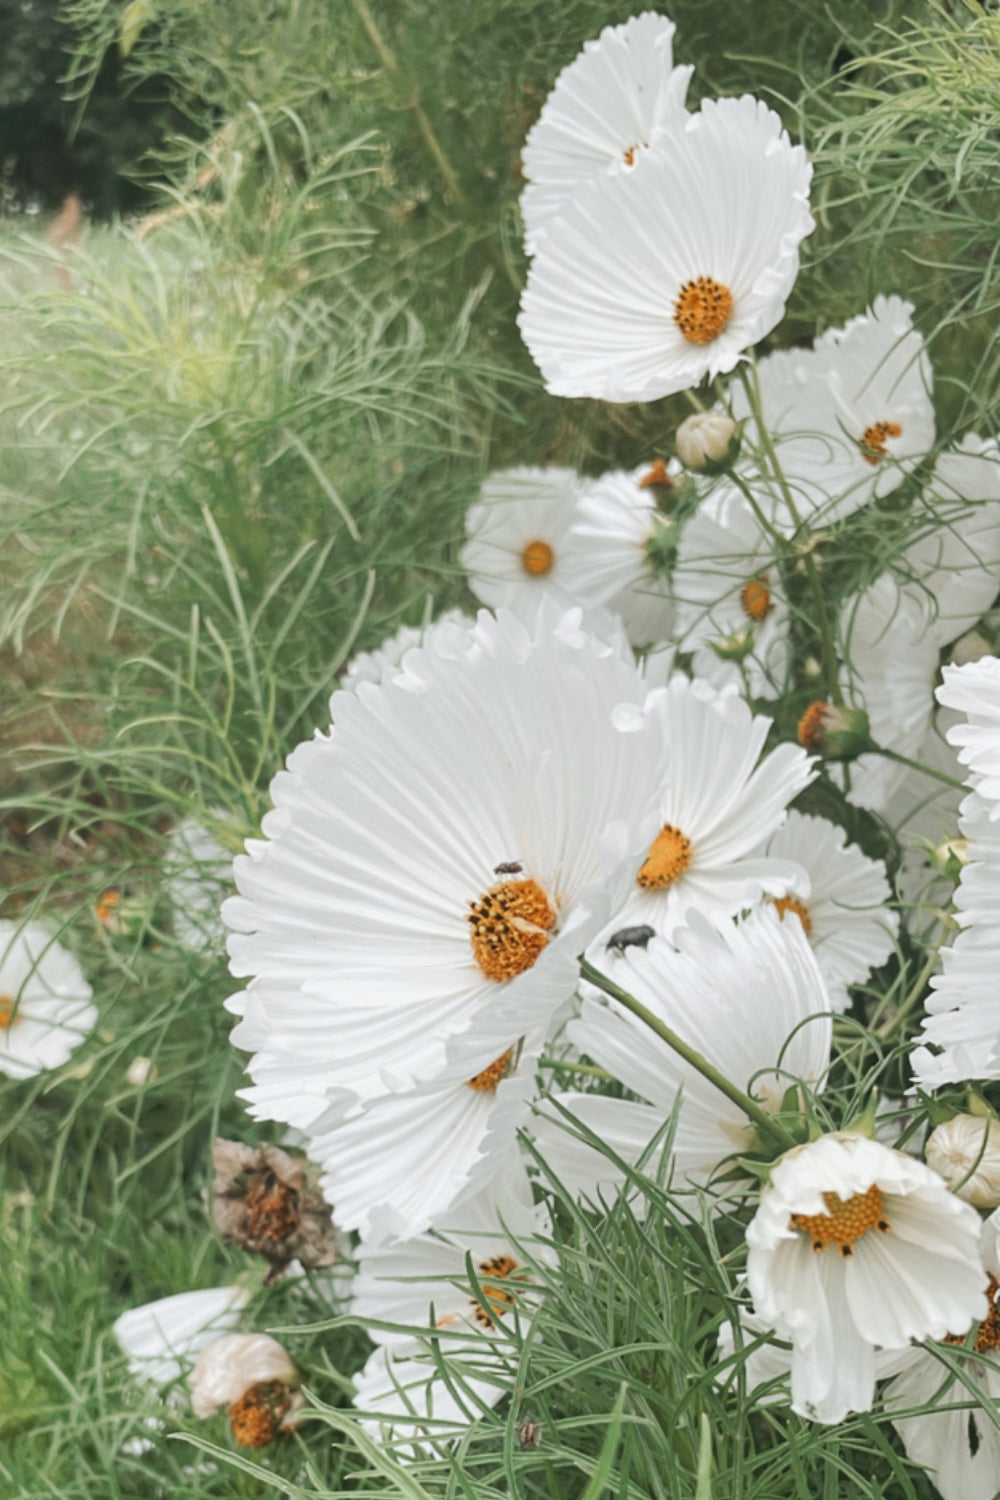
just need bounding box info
[578,956,798,1155]
[874,921,951,1041]
[539,1057,613,1080]
[872,746,966,790]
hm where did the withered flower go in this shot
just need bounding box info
[210,1139,337,1284]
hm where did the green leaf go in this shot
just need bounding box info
[119,0,153,60]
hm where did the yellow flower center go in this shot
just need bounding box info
[790,1183,891,1257]
[521,540,555,576]
[0,994,20,1031]
[471,1254,522,1328]
[673,276,734,346]
[860,420,903,466]
[468,879,555,982]
[772,895,813,938]
[228,1379,294,1448]
[740,575,774,622]
[466,1049,514,1092]
[637,824,692,891]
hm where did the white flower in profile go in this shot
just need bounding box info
[165,816,233,954]
[224,606,665,1133]
[673,485,789,699]
[459,467,590,618]
[520,12,692,253]
[731,296,935,527]
[114,1286,250,1390]
[746,1132,986,1424]
[533,907,832,1205]
[190,1332,302,1444]
[0,921,96,1080]
[763,811,897,1011]
[936,654,1000,806]
[518,96,813,402]
[342,610,473,691]
[599,675,814,940]
[564,462,678,647]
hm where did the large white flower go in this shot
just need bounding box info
[763,811,897,1011]
[341,610,473,691]
[600,674,814,939]
[532,907,832,1204]
[673,485,789,699]
[936,654,1000,805]
[0,921,96,1080]
[520,12,693,253]
[225,607,665,1133]
[114,1286,250,1391]
[459,467,590,618]
[518,96,813,402]
[746,1132,986,1424]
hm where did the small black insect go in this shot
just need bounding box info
[516,1418,541,1450]
[493,861,523,877]
[605,924,656,957]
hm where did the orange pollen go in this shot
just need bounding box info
[468,878,555,982]
[797,700,830,752]
[772,895,813,937]
[522,539,554,576]
[228,1379,294,1448]
[244,1171,301,1246]
[673,276,734,346]
[466,1048,514,1093]
[790,1183,890,1257]
[623,146,636,166]
[638,459,672,490]
[471,1254,522,1329]
[740,575,774,622]
[947,1276,1000,1352]
[637,824,693,891]
[860,420,903,466]
[0,994,19,1031]
[96,889,120,928]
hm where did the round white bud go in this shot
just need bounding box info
[925,1113,1000,1206]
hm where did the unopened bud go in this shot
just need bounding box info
[675,412,740,474]
[932,838,969,881]
[796,701,872,761]
[126,1056,156,1088]
[709,629,754,663]
[926,1114,1000,1206]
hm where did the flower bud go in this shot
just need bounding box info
[796,701,872,761]
[126,1056,156,1088]
[675,411,740,474]
[925,1113,1000,1206]
[709,629,754,663]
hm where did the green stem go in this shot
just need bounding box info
[539,1057,613,1080]
[579,957,798,1155]
[874,921,950,1041]
[872,746,966,790]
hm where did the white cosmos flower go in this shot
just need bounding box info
[518,96,813,402]
[459,467,590,619]
[224,606,665,1132]
[598,674,814,940]
[763,811,898,1011]
[673,485,789,699]
[520,12,693,253]
[0,921,96,1080]
[114,1286,250,1390]
[190,1332,298,1419]
[165,816,233,954]
[353,1338,506,1454]
[564,463,678,647]
[532,907,832,1205]
[732,296,934,527]
[342,610,473,690]
[745,1131,986,1424]
[936,654,1000,805]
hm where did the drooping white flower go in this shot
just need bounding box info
[0,921,96,1080]
[520,12,693,253]
[533,907,832,1205]
[114,1286,250,1390]
[341,610,473,691]
[598,675,814,939]
[518,96,813,402]
[672,485,789,699]
[190,1332,301,1442]
[225,606,665,1133]
[763,811,897,1011]
[459,468,590,619]
[745,1132,986,1424]
[165,816,233,954]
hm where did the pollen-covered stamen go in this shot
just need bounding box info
[228,1379,295,1447]
[637,824,692,891]
[471,1254,522,1329]
[741,575,774,622]
[466,1049,514,1092]
[860,420,903,466]
[944,1276,1000,1351]
[772,895,813,938]
[0,994,20,1031]
[673,276,734,346]
[791,1183,891,1257]
[469,879,555,982]
[797,700,829,753]
[622,142,648,166]
[638,459,673,491]
[521,540,555,576]
[244,1171,301,1247]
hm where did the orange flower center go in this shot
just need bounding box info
[772,895,813,938]
[673,276,734,346]
[468,878,555,982]
[790,1183,890,1257]
[521,540,555,576]
[244,1171,301,1247]
[797,700,829,753]
[228,1379,294,1447]
[740,575,774,622]
[96,889,120,929]
[466,1048,514,1092]
[638,459,672,491]
[471,1254,522,1329]
[860,420,902,466]
[637,824,692,891]
[0,994,20,1031]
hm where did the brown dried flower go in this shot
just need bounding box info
[210,1139,337,1285]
